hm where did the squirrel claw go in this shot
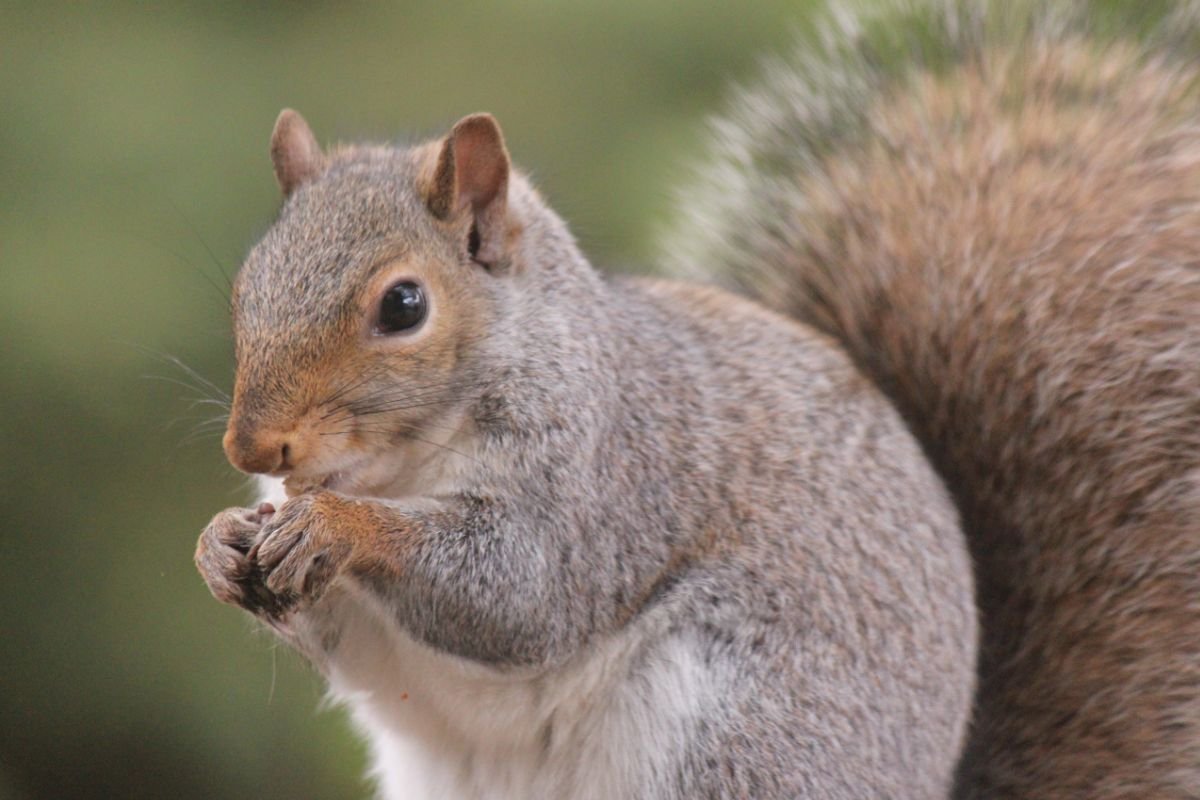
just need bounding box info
[249,492,349,605]
[195,507,264,609]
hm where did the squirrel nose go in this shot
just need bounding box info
[223,425,297,475]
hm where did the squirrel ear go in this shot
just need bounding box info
[270,109,325,196]
[427,113,511,268]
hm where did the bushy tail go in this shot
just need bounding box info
[666,1,1200,796]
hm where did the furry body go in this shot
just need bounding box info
[248,277,975,799]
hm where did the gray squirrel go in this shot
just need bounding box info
[194,1,1200,797]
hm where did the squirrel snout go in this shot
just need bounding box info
[222,424,297,475]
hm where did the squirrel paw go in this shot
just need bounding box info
[195,506,277,613]
[247,492,352,611]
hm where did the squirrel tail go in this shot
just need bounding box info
[666,1,1200,796]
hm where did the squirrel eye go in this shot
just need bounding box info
[376,282,427,334]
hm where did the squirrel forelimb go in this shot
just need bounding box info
[247,492,365,608]
[198,492,413,619]
[201,491,568,666]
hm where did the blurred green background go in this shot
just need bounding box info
[0,2,817,797]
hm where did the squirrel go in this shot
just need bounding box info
[194,1,1200,798]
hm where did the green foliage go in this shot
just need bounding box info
[0,1,811,797]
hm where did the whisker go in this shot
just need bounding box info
[339,420,483,466]
[187,397,233,411]
[143,374,232,408]
[351,396,487,419]
[319,366,388,412]
[324,389,474,424]
[398,432,481,465]
[317,365,471,419]
[320,427,391,437]
[165,195,235,294]
[348,373,488,403]
[134,345,231,402]
[127,233,233,313]
[347,380,495,418]
[189,414,231,430]
[176,415,233,448]
[179,428,229,446]
[320,413,470,439]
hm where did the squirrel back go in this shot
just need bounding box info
[668,1,1200,796]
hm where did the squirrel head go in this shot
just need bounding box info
[223,109,568,496]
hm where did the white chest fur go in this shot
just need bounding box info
[254,478,712,800]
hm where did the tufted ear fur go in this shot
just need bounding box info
[426,113,511,269]
[270,109,325,196]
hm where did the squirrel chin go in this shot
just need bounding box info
[282,474,334,499]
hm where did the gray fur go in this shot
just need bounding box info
[198,112,976,793]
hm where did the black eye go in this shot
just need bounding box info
[376,282,427,334]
